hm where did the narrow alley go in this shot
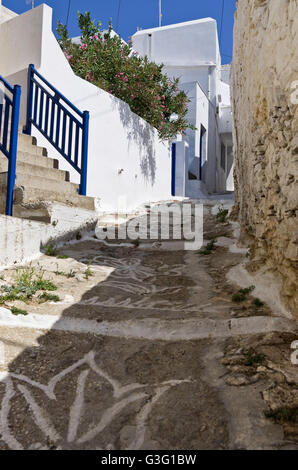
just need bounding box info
[0,201,297,450]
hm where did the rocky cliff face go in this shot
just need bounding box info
[231,0,298,317]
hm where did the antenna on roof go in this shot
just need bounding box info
[25,0,34,9]
[159,0,162,27]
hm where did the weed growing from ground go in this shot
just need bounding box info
[239,286,255,295]
[232,286,255,302]
[206,239,216,251]
[232,292,246,303]
[216,206,229,223]
[10,306,28,316]
[66,269,76,278]
[0,265,57,305]
[253,298,264,307]
[199,239,217,256]
[38,292,60,303]
[54,265,76,278]
[244,349,266,366]
[264,407,298,424]
[84,265,93,279]
[44,244,57,257]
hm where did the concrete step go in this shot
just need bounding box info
[12,200,97,223]
[16,134,48,156]
[0,159,69,182]
[0,131,95,217]
[16,151,59,170]
[17,188,95,212]
[0,173,78,196]
[5,130,48,155]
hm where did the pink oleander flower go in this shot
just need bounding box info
[86,73,94,82]
[64,53,73,61]
[80,43,87,51]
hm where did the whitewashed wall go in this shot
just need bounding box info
[0,5,172,213]
[133,19,219,67]
[0,1,17,25]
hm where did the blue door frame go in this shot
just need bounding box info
[0,76,21,216]
[25,64,89,196]
[171,142,176,196]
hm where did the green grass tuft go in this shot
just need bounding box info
[200,250,212,256]
[264,407,298,423]
[44,244,57,257]
[232,286,255,303]
[38,292,60,303]
[239,286,255,295]
[0,266,57,304]
[206,239,216,251]
[253,298,264,307]
[10,306,28,316]
[216,207,229,223]
[84,266,93,279]
[244,349,266,366]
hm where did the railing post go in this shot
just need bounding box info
[79,110,89,196]
[25,64,34,135]
[5,85,21,216]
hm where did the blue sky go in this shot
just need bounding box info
[3,0,236,64]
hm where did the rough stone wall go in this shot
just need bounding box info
[231,0,298,317]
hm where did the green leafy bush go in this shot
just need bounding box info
[57,12,195,140]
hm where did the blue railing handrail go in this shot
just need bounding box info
[0,75,21,216]
[31,67,84,118]
[25,64,89,196]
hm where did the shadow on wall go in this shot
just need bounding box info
[112,98,157,186]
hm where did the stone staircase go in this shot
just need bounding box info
[0,130,95,222]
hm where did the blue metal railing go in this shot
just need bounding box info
[25,64,89,196]
[0,76,21,216]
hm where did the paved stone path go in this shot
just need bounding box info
[0,202,297,450]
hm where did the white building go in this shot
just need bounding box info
[133,18,234,197]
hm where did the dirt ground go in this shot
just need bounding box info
[0,202,297,450]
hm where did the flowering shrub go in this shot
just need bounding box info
[57,12,195,140]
